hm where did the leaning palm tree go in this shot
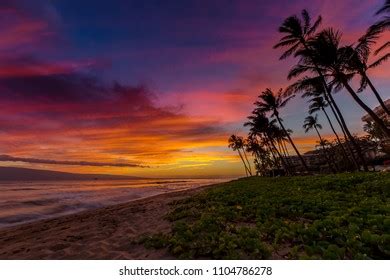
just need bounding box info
[305,28,390,138]
[245,112,293,173]
[274,9,367,170]
[308,95,356,168]
[303,115,324,142]
[345,30,390,116]
[228,134,252,176]
[254,88,309,172]
[303,115,338,172]
[245,135,270,176]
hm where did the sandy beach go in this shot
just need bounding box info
[0,184,214,260]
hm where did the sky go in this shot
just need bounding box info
[0,0,389,178]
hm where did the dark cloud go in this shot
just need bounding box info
[0,73,105,102]
[0,154,148,168]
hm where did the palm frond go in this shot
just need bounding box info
[279,43,301,60]
[375,41,390,55]
[368,53,390,68]
[308,15,322,35]
[273,38,299,49]
[376,0,390,15]
[287,64,314,79]
[302,9,311,34]
[279,94,295,108]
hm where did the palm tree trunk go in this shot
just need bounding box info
[363,72,390,116]
[237,149,249,177]
[242,148,252,176]
[321,107,354,168]
[314,127,338,173]
[256,151,267,176]
[342,79,390,138]
[302,42,367,171]
[281,140,295,171]
[275,113,310,172]
[264,138,278,168]
[326,92,366,170]
[268,135,291,175]
[282,140,291,157]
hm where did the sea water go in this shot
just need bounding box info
[0,178,229,229]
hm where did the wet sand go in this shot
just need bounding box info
[0,184,215,259]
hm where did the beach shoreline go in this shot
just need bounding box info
[0,182,222,259]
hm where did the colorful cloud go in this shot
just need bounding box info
[0,0,389,177]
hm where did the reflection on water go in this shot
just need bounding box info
[0,178,229,229]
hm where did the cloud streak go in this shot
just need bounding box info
[0,154,148,168]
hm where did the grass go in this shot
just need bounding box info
[141,173,390,259]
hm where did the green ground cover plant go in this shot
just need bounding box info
[141,173,390,259]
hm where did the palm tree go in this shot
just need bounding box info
[303,115,338,172]
[245,135,270,176]
[305,29,390,138]
[274,9,368,171]
[228,134,252,176]
[308,95,356,168]
[245,112,291,173]
[273,9,322,60]
[372,0,390,32]
[242,138,253,175]
[345,31,390,116]
[254,88,309,172]
[365,0,390,66]
[303,79,359,167]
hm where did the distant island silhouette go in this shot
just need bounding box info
[0,166,143,181]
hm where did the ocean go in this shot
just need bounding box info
[0,178,229,229]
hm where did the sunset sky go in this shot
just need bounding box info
[0,0,389,178]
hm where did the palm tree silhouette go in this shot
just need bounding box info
[365,0,390,62]
[228,134,252,176]
[303,115,338,172]
[254,88,309,172]
[304,29,390,138]
[274,9,368,171]
[245,134,271,176]
[302,78,359,168]
[344,31,390,116]
[273,9,322,60]
[372,0,390,31]
[308,95,354,168]
[245,112,291,174]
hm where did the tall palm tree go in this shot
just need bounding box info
[242,138,253,175]
[308,95,356,168]
[274,9,368,171]
[302,79,359,167]
[228,134,252,176]
[305,29,390,138]
[254,88,309,172]
[345,31,390,116]
[303,115,338,172]
[273,9,322,60]
[267,119,293,173]
[245,112,291,173]
[246,134,270,176]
